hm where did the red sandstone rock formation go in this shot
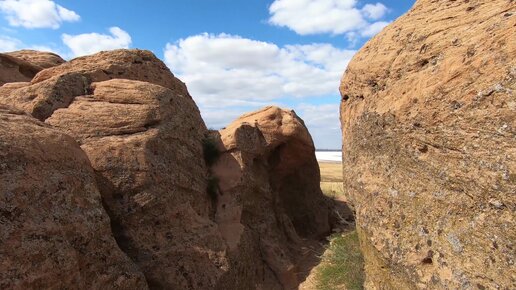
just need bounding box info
[0,54,41,85]
[340,0,515,289]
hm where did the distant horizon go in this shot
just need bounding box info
[315,148,341,151]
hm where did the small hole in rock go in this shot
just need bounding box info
[422,257,433,264]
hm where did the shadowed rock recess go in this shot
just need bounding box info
[0,49,333,289]
[340,0,515,289]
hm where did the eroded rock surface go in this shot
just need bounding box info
[0,50,65,86]
[0,49,331,290]
[46,78,228,289]
[0,106,147,290]
[340,0,515,289]
[212,106,333,290]
[0,54,41,85]
[0,73,88,121]
[6,50,65,69]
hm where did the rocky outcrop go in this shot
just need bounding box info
[0,49,331,290]
[45,78,228,289]
[0,106,147,289]
[0,54,41,85]
[1,49,229,289]
[340,0,515,289]
[212,106,332,289]
[6,50,65,69]
[0,73,88,121]
[0,50,65,86]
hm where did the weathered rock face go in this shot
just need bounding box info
[0,50,65,86]
[1,49,228,289]
[340,0,515,289]
[0,54,41,85]
[45,78,229,289]
[0,106,147,290]
[0,49,331,290]
[0,73,88,121]
[212,106,332,290]
[6,50,65,69]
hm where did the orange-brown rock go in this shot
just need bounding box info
[6,50,65,69]
[340,0,515,289]
[212,106,333,290]
[0,106,147,290]
[32,49,188,96]
[0,49,193,123]
[0,49,334,290]
[0,54,40,85]
[0,73,88,120]
[45,78,228,289]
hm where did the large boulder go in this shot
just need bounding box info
[212,106,333,289]
[6,50,65,69]
[45,78,228,289]
[0,49,333,290]
[340,0,515,289]
[0,106,147,289]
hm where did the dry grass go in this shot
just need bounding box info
[319,162,345,199]
[321,182,345,199]
[319,162,343,182]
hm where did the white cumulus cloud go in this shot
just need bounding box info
[294,103,342,149]
[0,0,80,29]
[164,33,354,148]
[165,33,354,102]
[0,35,21,51]
[0,34,62,55]
[62,27,132,57]
[362,3,389,20]
[268,0,389,38]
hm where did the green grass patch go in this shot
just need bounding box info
[315,230,365,290]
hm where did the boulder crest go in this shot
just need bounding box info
[212,106,333,289]
[340,0,515,289]
[32,49,189,97]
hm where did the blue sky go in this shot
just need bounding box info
[0,0,415,149]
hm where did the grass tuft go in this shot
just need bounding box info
[321,182,345,200]
[315,230,365,290]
